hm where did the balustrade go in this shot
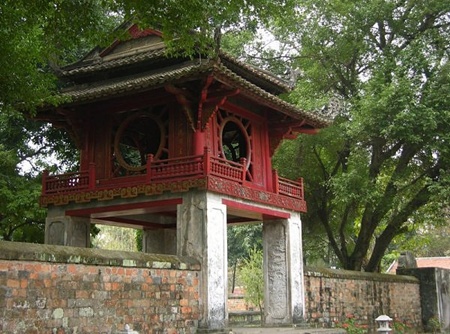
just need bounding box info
[42,152,304,201]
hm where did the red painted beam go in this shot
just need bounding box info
[222,199,291,219]
[66,198,183,217]
[94,217,176,229]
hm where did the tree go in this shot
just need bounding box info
[0,143,46,242]
[239,247,264,322]
[93,225,139,252]
[271,0,450,271]
[228,224,262,292]
[0,0,120,241]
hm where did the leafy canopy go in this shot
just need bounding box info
[271,0,450,271]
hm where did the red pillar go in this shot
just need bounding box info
[193,130,206,156]
[88,163,96,189]
[272,169,280,194]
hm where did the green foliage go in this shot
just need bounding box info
[392,319,414,333]
[1,0,448,271]
[239,247,264,320]
[0,144,46,242]
[136,229,143,252]
[335,315,367,334]
[228,224,262,292]
[270,0,450,271]
[0,1,119,242]
[427,316,442,333]
[0,0,117,111]
[92,225,138,252]
[228,224,262,266]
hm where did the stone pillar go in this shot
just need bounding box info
[45,216,90,247]
[263,213,304,326]
[177,191,228,332]
[398,267,450,332]
[142,228,176,255]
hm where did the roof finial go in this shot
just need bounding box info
[213,25,222,59]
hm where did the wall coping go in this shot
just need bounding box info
[0,241,200,270]
[305,266,419,283]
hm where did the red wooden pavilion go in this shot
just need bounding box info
[37,23,329,332]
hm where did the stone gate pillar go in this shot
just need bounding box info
[45,216,90,247]
[263,213,305,325]
[177,191,228,332]
[142,228,176,254]
[142,215,177,254]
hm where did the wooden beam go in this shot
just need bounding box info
[95,216,176,229]
[222,199,291,219]
[66,198,183,217]
[165,84,196,131]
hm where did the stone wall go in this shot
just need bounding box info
[0,241,430,333]
[304,267,422,331]
[398,267,450,332]
[0,241,201,334]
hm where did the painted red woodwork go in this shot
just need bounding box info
[38,26,326,220]
[66,198,183,218]
[41,148,307,212]
[222,199,291,219]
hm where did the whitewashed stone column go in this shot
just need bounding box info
[263,213,304,325]
[287,212,305,323]
[177,191,228,331]
[45,216,90,247]
[142,228,176,254]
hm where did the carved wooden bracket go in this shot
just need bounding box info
[165,84,196,131]
[55,107,84,148]
[268,119,318,155]
[200,88,239,131]
[165,77,239,132]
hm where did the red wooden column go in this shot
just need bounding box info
[88,163,96,189]
[193,130,206,156]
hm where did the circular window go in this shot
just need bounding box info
[220,117,250,166]
[114,112,166,172]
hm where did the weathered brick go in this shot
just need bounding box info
[0,248,200,334]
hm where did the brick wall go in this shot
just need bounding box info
[0,241,201,334]
[0,241,426,333]
[304,267,422,331]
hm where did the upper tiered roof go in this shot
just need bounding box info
[56,23,329,129]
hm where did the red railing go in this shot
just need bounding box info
[210,156,245,183]
[146,154,204,181]
[42,171,90,194]
[42,163,96,195]
[278,176,304,199]
[272,170,304,200]
[42,151,303,200]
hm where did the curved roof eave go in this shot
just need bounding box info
[60,59,330,128]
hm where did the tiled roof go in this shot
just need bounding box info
[62,59,211,101]
[57,26,331,128]
[218,52,292,93]
[387,257,450,273]
[61,58,330,128]
[60,48,167,77]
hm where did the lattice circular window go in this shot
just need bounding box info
[220,116,251,166]
[114,110,167,172]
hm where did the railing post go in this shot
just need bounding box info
[146,154,154,183]
[88,163,96,189]
[240,157,247,183]
[297,177,304,199]
[42,170,49,194]
[272,169,280,194]
[204,147,210,176]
